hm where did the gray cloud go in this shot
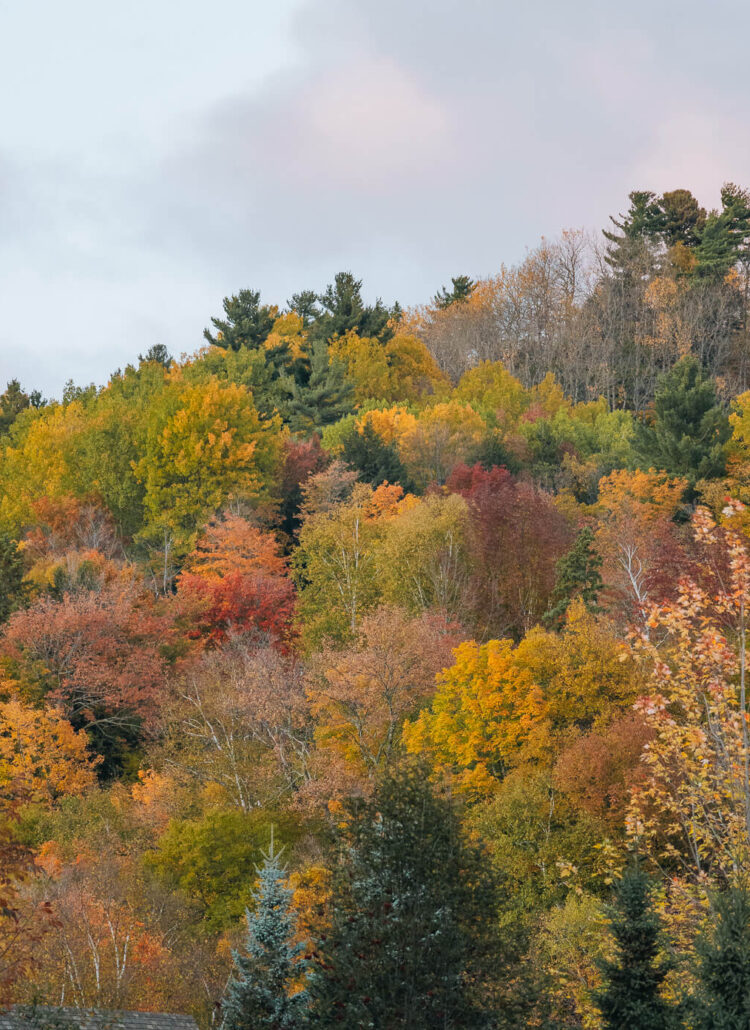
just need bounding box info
[2,0,750,396]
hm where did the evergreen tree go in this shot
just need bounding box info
[0,379,40,435]
[433,275,476,308]
[694,184,750,281]
[288,290,321,328]
[285,339,355,433]
[204,289,277,352]
[544,526,603,628]
[222,837,309,1030]
[660,188,706,248]
[635,355,730,482]
[310,272,395,344]
[341,421,414,491]
[308,762,497,1028]
[593,867,680,1030]
[693,887,750,1029]
[603,190,665,276]
[138,343,172,368]
[0,533,26,624]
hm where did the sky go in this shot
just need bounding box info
[2,0,750,397]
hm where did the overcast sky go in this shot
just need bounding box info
[2,0,750,397]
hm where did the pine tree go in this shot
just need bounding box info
[433,275,475,308]
[341,421,413,491]
[635,355,730,482]
[660,189,706,248]
[308,763,496,1028]
[693,887,750,1029]
[222,837,309,1030]
[544,526,603,628]
[593,867,680,1030]
[204,289,276,352]
[603,190,665,276]
[310,272,395,344]
[284,339,355,433]
[0,533,26,624]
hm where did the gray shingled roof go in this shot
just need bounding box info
[0,1008,198,1030]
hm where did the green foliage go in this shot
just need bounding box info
[148,809,301,933]
[693,887,750,1029]
[204,289,276,352]
[433,275,476,309]
[593,867,681,1030]
[308,762,497,1028]
[285,339,355,434]
[222,838,309,1030]
[544,526,603,628]
[309,271,395,345]
[635,355,730,482]
[0,533,26,624]
[341,421,413,490]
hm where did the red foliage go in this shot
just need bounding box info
[447,463,573,639]
[177,571,296,649]
[1,583,169,768]
[554,714,654,830]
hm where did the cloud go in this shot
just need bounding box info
[4,0,750,395]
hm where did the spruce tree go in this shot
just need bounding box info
[309,763,496,1028]
[635,355,730,482]
[593,867,680,1030]
[693,887,750,1029]
[544,526,603,628]
[222,837,309,1030]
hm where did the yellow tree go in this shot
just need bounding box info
[628,502,750,881]
[0,696,97,803]
[293,482,413,648]
[404,602,639,797]
[400,401,486,487]
[135,378,281,550]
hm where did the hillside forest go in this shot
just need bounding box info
[4,185,750,1027]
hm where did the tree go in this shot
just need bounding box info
[693,887,750,1029]
[1,583,169,777]
[433,275,475,308]
[341,421,413,490]
[308,763,496,1028]
[309,272,394,344]
[138,344,172,367]
[204,289,277,352]
[695,183,750,281]
[285,339,355,433]
[306,607,458,789]
[660,188,706,248]
[293,482,408,648]
[222,838,309,1030]
[0,380,42,436]
[544,526,603,628]
[135,378,281,550]
[603,190,665,275]
[627,504,750,878]
[0,534,26,624]
[593,867,680,1030]
[405,601,639,796]
[635,355,730,482]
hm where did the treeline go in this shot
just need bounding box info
[3,185,750,1027]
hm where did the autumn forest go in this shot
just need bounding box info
[5,185,750,1028]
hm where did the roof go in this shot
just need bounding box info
[0,1008,199,1030]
